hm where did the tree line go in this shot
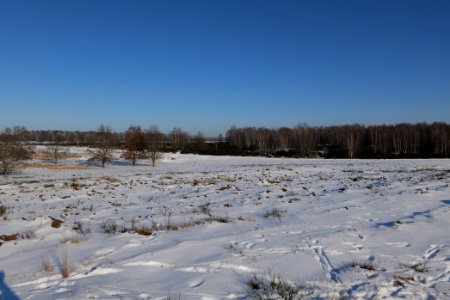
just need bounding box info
[1,122,450,174]
[225,122,450,158]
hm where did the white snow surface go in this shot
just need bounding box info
[0,147,449,299]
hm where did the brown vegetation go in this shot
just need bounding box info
[23,163,88,170]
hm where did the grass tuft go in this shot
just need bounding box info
[246,272,310,300]
[102,220,118,235]
[61,246,70,278]
[0,205,6,217]
[264,208,285,220]
[404,261,429,273]
[134,225,153,236]
[43,257,54,273]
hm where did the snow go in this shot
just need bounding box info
[0,147,449,299]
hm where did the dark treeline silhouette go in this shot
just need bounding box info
[225,122,450,158]
[1,122,450,160]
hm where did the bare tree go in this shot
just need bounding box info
[66,131,81,145]
[392,123,410,155]
[256,127,271,155]
[343,124,365,158]
[169,127,188,150]
[0,128,33,175]
[13,125,30,142]
[275,127,294,151]
[193,131,206,151]
[293,124,316,157]
[216,133,224,151]
[48,131,65,164]
[145,126,163,167]
[242,127,256,148]
[432,122,450,156]
[226,126,243,148]
[369,125,393,157]
[88,125,116,167]
[122,125,146,166]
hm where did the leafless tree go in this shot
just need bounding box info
[13,125,30,141]
[122,125,146,166]
[66,131,81,145]
[275,127,294,151]
[48,131,65,164]
[368,125,393,156]
[256,127,271,155]
[432,122,450,156]
[88,125,116,167]
[242,127,256,148]
[293,124,316,157]
[0,128,33,175]
[226,126,243,148]
[343,124,365,158]
[145,126,163,167]
[392,123,410,155]
[215,133,224,150]
[169,127,188,150]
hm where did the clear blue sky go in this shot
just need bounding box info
[1,0,449,136]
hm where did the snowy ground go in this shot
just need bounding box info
[0,147,449,299]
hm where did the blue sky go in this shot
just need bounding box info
[1,0,449,136]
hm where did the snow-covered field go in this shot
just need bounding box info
[1,147,449,299]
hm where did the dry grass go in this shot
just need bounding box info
[265,208,285,219]
[393,273,415,286]
[22,163,88,170]
[61,246,70,278]
[403,262,429,273]
[181,222,193,229]
[32,151,81,160]
[62,235,81,244]
[43,257,54,272]
[49,216,63,228]
[0,233,18,241]
[166,224,179,231]
[193,177,236,186]
[97,176,120,183]
[246,272,310,299]
[134,226,153,236]
[216,184,233,191]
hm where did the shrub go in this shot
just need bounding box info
[72,221,91,235]
[349,260,376,271]
[134,226,153,236]
[199,202,211,214]
[264,208,285,220]
[102,220,118,235]
[403,261,429,273]
[0,205,6,217]
[246,272,310,300]
[0,131,33,175]
[207,214,230,223]
[393,272,415,286]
